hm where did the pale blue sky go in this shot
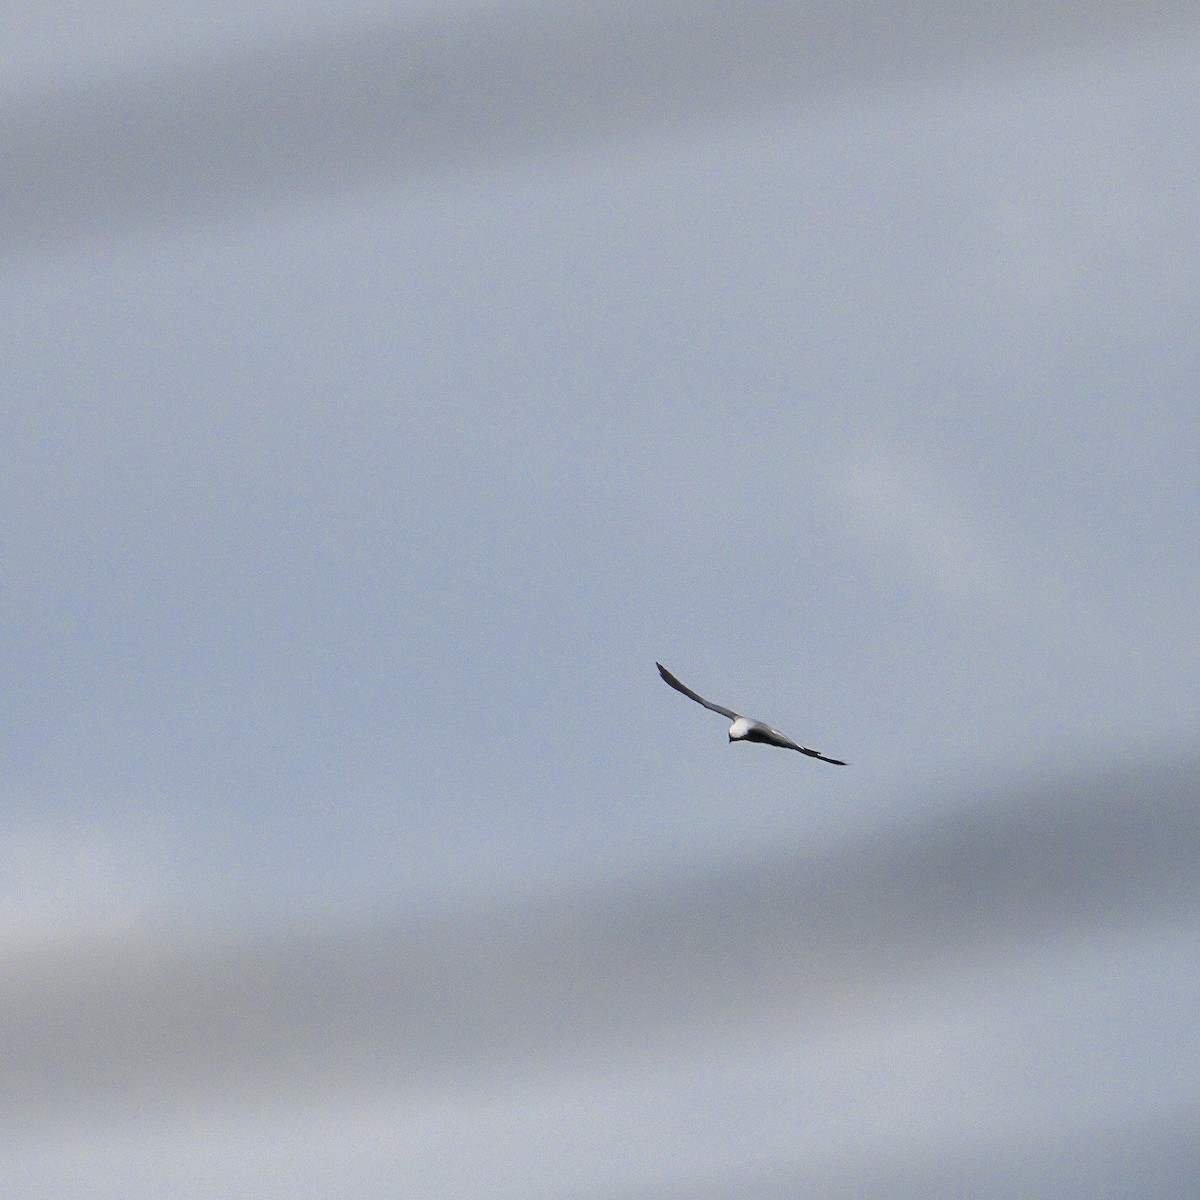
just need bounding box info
[3,4,1199,1195]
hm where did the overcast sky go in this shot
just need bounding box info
[3,3,1200,1196]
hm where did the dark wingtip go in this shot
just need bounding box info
[798,746,848,766]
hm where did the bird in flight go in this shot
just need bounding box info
[656,662,847,765]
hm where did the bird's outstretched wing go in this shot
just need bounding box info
[793,744,848,766]
[656,663,740,720]
[751,724,847,765]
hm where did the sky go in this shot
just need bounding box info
[3,2,1200,1196]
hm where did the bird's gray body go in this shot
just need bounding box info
[657,663,847,765]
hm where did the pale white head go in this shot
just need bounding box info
[728,716,754,742]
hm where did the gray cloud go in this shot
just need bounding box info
[3,0,1198,256]
[4,754,1196,1129]
[653,1108,1200,1199]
